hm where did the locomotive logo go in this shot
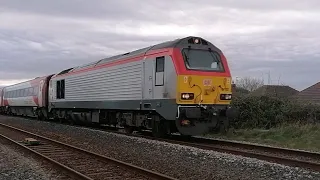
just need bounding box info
[184,76,188,83]
[203,79,212,86]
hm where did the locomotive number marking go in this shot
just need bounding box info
[203,79,212,86]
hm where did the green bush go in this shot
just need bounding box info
[230,95,320,129]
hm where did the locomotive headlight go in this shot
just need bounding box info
[183,94,190,99]
[181,93,194,100]
[220,94,232,100]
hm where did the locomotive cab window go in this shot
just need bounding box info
[155,56,165,86]
[182,49,225,72]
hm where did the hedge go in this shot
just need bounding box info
[230,95,320,129]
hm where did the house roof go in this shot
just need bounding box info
[249,85,299,98]
[293,82,320,104]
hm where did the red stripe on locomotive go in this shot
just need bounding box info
[53,47,231,79]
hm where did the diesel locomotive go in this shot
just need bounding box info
[0,36,237,137]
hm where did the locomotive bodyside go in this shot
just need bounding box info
[48,48,178,131]
[2,75,53,117]
[47,36,237,136]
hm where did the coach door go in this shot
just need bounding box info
[143,57,154,101]
[38,80,44,107]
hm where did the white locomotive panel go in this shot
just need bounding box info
[50,61,143,102]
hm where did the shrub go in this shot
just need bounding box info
[230,95,320,129]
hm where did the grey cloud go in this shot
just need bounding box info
[1,0,184,24]
[0,29,178,81]
[3,0,320,18]
[203,0,320,11]
[1,1,320,91]
[1,0,136,19]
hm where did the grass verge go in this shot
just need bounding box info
[205,123,320,152]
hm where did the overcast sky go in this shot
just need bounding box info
[0,0,320,90]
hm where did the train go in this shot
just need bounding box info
[0,36,238,137]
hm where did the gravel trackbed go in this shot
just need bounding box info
[1,115,320,180]
[0,138,70,180]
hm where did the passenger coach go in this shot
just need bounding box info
[1,75,53,118]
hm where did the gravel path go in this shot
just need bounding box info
[1,115,320,180]
[0,137,70,180]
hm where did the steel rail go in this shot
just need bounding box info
[0,123,177,180]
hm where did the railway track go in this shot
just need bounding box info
[90,127,320,172]
[1,115,320,173]
[0,123,177,180]
[75,123,320,172]
[164,136,320,172]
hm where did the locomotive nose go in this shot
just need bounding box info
[177,75,232,105]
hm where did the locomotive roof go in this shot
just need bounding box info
[57,36,221,75]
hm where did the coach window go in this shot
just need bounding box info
[19,89,22,97]
[28,87,33,96]
[155,56,165,86]
[23,88,27,97]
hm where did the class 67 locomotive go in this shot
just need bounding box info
[0,36,238,137]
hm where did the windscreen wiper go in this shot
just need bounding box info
[183,51,189,60]
[209,51,221,64]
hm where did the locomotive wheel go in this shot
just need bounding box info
[124,126,134,134]
[152,120,168,138]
